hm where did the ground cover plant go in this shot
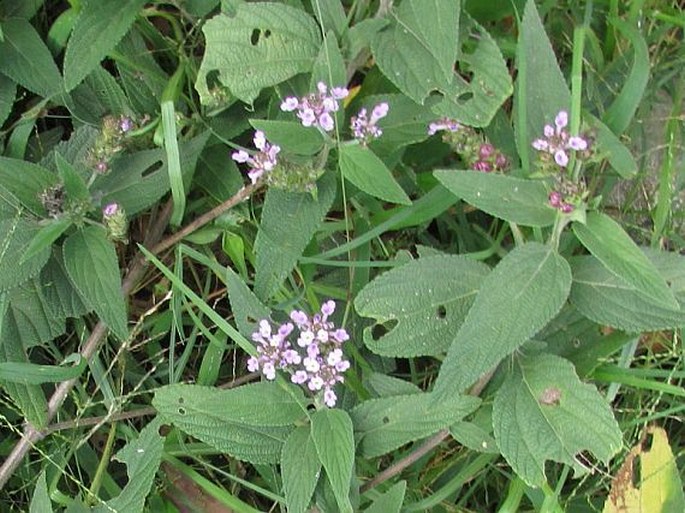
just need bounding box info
[0,0,683,511]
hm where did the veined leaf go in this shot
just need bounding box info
[0,157,58,216]
[22,218,72,265]
[63,226,128,340]
[249,119,324,155]
[0,216,51,292]
[153,384,296,464]
[573,212,678,309]
[493,354,622,487]
[338,143,411,205]
[364,481,406,513]
[254,171,336,300]
[0,355,86,384]
[515,0,571,170]
[282,426,322,513]
[93,418,165,513]
[226,267,270,339]
[434,243,572,397]
[432,14,513,127]
[311,409,355,513]
[0,18,63,99]
[587,114,637,179]
[372,0,459,104]
[196,3,321,104]
[434,170,556,227]
[351,392,480,458]
[29,471,52,513]
[355,255,490,357]
[0,74,15,128]
[570,256,685,332]
[63,0,146,91]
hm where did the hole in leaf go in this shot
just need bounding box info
[641,432,654,452]
[158,424,171,436]
[250,28,261,45]
[178,397,185,404]
[371,320,397,341]
[436,305,447,319]
[456,92,474,104]
[382,416,390,424]
[247,316,257,324]
[178,407,186,415]
[264,29,272,38]
[141,160,163,178]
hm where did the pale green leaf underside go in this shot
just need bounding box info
[153,384,295,464]
[282,426,322,513]
[570,256,685,332]
[573,212,678,309]
[434,170,556,227]
[63,226,128,340]
[254,171,336,300]
[197,3,321,104]
[355,255,490,356]
[434,243,572,397]
[493,354,622,486]
[351,392,480,458]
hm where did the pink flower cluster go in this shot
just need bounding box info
[548,191,575,214]
[532,110,588,167]
[231,131,281,184]
[350,102,389,144]
[281,82,349,132]
[472,143,508,172]
[247,300,350,408]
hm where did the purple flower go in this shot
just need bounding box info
[231,130,280,184]
[531,110,590,167]
[248,300,351,408]
[568,136,587,151]
[119,116,133,133]
[351,102,389,144]
[473,160,492,172]
[428,117,460,135]
[554,149,569,167]
[479,143,495,159]
[548,191,562,208]
[280,82,349,132]
[103,203,119,217]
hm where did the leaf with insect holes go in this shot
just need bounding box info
[493,353,622,487]
[355,255,490,357]
[197,3,321,104]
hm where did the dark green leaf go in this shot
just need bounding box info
[282,426,322,513]
[355,255,490,356]
[226,267,270,338]
[434,243,572,397]
[434,170,556,226]
[573,212,678,309]
[29,471,52,513]
[0,157,58,215]
[493,354,622,486]
[0,74,16,128]
[311,409,355,513]
[63,0,147,91]
[254,171,336,299]
[63,226,128,340]
[22,219,71,265]
[338,143,411,205]
[0,354,85,384]
[0,216,51,292]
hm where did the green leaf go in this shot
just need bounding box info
[371,0,459,104]
[63,226,128,340]
[0,294,48,427]
[515,0,571,170]
[355,255,490,356]
[93,418,165,513]
[450,421,498,454]
[311,409,355,513]
[63,0,146,91]
[0,74,16,128]
[153,383,296,464]
[249,119,324,155]
[162,99,185,226]
[0,18,63,99]
[0,0,44,19]
[312,0,347,38]
[0,157,58,216]
[572,212,678,309]
[93,133,209,216]
[351,392,480,458]
[569,256,685,332]
[338,143,411,205]
[434,170,556,227]
[282,426,322,513]
[55,153,90,203]
[197,3,321,104]
[363,481,406,513]
[0,354,85,384]
[432,14,513,127]
[493,353,622,487]
[0,216,51,292]
[588,114,637,179]
[602,19,649,135]
[364,372,421,397]
[226,267,270,338]
[29,471,52,513]
[434,243,572,397]
[254,171,336,300]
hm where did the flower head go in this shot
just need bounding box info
[531,110,590,168]
[350,102,389,144]
[248,300,351,408]
[231,131,281,184]
[280,82,349,132]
